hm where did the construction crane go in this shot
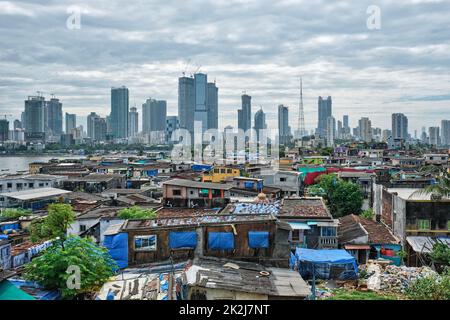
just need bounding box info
[182,59,191,77]
[1,114,13,120]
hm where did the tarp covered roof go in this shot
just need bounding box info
[0,280,35,300]
[295,248,356,264]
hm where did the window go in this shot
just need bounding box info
[321,227,337,237]
[172,189,181,196]
[417,219,431,230]
[39,183,44,187]
[199,189,209,197]
[16,183,23,190]
[280,177,287,182]
[190,190,194,195]
[220,169,226,174]
[7,183,12,189]
[214,169,219,173]
[291,230,300,241]
[79,225,86,232]
[227,169,232,174]
[29,183,34,188]
[134,235,157,251]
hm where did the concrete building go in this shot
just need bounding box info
[178,76,195,135]
[87,112,100,139]
[110,86,129,139]
[278,104,291,146]
[440,120,450,146]
[428,126,440,146]
[0,119,9,143]
[65,113,76,134]
[128,107,139,137]
[254,108,267,142]
[317,96,332,138]
[358,117,372,143]
[392,113,408,140]
[46,98,63,138]
[142,98,167,136]
[326,116,336,147]
[24,96,46,138]
[238,94,252,133]
[207,82,218,130]
[93,117,107,142]
[165,116,180,143]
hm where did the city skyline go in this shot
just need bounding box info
[0,1,449,133]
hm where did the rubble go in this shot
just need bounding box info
[366,262,437,293]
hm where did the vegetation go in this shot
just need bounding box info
[423,173,450,199]
[29,203,76,243]
[24,236,116,299]
[0,208,32,220]
[405,269,450,300]
[429,243,450,266]
[360,208,374,220]
[326,289,399,300]
[316,174,364,217]
[117,206,157,219]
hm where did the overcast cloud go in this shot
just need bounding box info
[0,0,449,132]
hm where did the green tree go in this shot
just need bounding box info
[423,173,450,199]
[117,206,157,219]
[24,236,116,299]
[316,174,337,201]
[429,243,450,266]
[30,203,76,243]
[405,269,450,300]
[0,208,31,220]
[329,181,364,217]
[361,208,374,220]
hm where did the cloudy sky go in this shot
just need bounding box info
[0,0,449,134]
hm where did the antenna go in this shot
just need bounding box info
[297,76,305,139]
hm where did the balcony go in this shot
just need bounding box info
[318,236,338,248]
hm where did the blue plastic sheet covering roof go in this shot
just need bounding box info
[191,164,213,172]
[103,233,128,269]
[0,222,20,232]
[294,248,358,280]
[8,279,61,300]
[248,231,269,248]
[208,232,234,250]
[169,231,197,249]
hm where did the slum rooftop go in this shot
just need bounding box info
[0,187,71,201]
[162,178,233,190]
[279,197,331,218]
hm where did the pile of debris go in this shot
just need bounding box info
[366,262,437,293]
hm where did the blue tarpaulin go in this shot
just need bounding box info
[248,231,269,248]
[191,164,213,172]
[0,223,19,232]
[169,231,197,249]
[294,248,358,280]
[103,233,128,269]
[147,169,158,177]
[208,232,234,250]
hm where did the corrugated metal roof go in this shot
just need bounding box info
[0,187,71,201]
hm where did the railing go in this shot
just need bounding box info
[319,236,338,247]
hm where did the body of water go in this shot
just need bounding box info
[0,155,85,174]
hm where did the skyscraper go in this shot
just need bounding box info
[46,97,63,137]
[166,116,180,143]
[278,104,291,145]
[129,107,139,137]
[238,94,252,132]
[343,115,349,129]
[392,113,408,140]
[65,113,76,134]
[13,119,22,130]
[24,96,46,135]
[358,117,372,143]
[441,120,450,146]
[194,73,208,133]
[207,82,218,130]
[326,116,336,147]
[87,112,100,139]
[110,86,129,139]
[0,119,9,142]
[142,98,167,145]
[428,127,440,146]
[254,108,267,142]
[317,96,332,138]
[93,117,107,142]
[178,76,195,135]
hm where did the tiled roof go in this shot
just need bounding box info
[279,198,331,218]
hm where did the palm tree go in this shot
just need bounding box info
[422,173,450,200]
